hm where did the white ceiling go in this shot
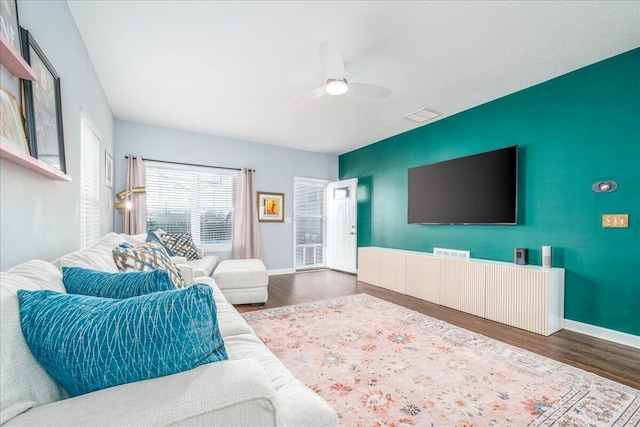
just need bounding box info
[67,1,640,155]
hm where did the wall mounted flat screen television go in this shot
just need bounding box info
[408,145,518,225]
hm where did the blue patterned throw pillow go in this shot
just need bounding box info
[146,230,175,256]
[18,284,228,397]
[112,242,185,288]
[62,267,176,299]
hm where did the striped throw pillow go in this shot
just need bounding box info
[161,233,201,261]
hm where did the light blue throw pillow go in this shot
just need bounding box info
[146,230,175,256]
[18,284,228,397]
[62,267,176,299]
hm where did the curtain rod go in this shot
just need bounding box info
[124,156,255,172]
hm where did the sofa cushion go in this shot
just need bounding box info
[0,261,68,425]
[112,242,184,288]
[53,233,125,273]
[161,232,201,261]
[17,284,228,398]
[5,360,279,427]
[62,267,176,299]
[2,260,66,294]
[167,277,252,338]
[121,233,147,245]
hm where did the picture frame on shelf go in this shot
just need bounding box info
[0,0,21,52]
[257,192,285,222]
[0,86,29,154]
[105,150,113,188]
[20,27,66,173]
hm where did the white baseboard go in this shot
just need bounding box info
[563,319,640,349]
[267,268,295,276]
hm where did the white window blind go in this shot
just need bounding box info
[145,161,237,247]
[294,178,326,269]
[80,114,101,248]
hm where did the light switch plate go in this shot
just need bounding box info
[602,214,629,228]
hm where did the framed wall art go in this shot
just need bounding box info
[0,0,21,52]
[0,86,29,153]
[105,150,113,188]
[20,27,66,173]
[257,191,285,222]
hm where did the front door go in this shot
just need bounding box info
[326,178,358,273]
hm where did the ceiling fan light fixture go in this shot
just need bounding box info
[326,78,348,96]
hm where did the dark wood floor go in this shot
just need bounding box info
[237,269,640,390]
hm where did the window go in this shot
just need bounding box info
[80,114,101,248]
[145,161,237,250]
[294,178,327,269]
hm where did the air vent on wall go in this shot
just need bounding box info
[403,108,440,123]
[434,247,470,260]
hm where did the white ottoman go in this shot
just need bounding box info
[213,259,268,305]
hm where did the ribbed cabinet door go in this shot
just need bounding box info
[379,252,406,294]
[485,266,549,335]
[439,260,486,317]
[357,248,380,286]
[406,254,440,304]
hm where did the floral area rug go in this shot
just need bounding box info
[242,294,640,427]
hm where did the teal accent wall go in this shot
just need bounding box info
[339,49,640,336]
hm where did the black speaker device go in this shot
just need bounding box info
[514,248,528,265]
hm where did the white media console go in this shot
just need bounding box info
[358,247,565,336]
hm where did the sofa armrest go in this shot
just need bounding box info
[6,359,279,427]
[170,257,193,286]
[176,264,194,286]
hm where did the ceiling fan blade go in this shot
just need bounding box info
[319,41,345,79]
[290,85,326,104]
[348,82,392,98]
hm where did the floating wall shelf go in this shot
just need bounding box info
[0,141,71,181]
[0,34,65,180]
[0,33,37,80]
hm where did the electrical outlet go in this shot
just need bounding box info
[602,214,629,228]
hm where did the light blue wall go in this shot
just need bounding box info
[0,1,114,270]
[114,120,338,271]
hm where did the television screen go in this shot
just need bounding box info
[408,145,518,225]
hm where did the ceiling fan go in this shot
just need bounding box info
[291,42,392,103]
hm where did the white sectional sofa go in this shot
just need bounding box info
[0,233,338,426]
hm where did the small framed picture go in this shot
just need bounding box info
[257,192,285,222]
[105,151,113,188]
[0,86,29,154]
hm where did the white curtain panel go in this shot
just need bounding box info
[124,155,146,235]
[232,168,261,259]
